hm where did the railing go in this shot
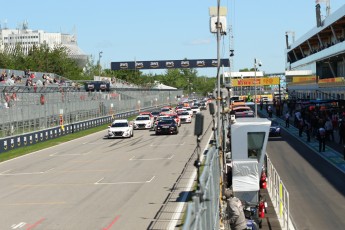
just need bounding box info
[266,155,297,230]
[182,141,220,230]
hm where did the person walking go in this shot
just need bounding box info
[285,111,290,128]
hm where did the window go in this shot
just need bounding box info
[247,132,266,160]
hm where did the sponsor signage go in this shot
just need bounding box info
[318,77,345,83]
[231,77,280,87]
[111,59,229,70]
[292,76,317,83]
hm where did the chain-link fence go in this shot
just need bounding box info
[0,85,182,138]
[182,141,221,230]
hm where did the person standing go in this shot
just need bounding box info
[324,118,334,141]
[317,127,326,152]
[268,105,273,118]
[227,196,247,230]
[305,120,311,142]
[298,118,304,137]
[339,119,345,144]
[285,111,290,128]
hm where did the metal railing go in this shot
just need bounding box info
[182,143,221,230]
[266,155,297,230]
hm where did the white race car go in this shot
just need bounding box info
[178,111,192,123]
[133,115,153,129]
[107,119,133,138]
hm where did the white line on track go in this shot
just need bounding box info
[129,155,174,161]
[95,176,155,185]
[150,142,185,147]
[49,151,92,157]
[0,168,54,176]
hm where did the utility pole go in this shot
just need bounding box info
[98,51,103,76]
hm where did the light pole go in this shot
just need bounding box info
[254,58,262,118]
[98,51,103,76]
[240,75,243,98]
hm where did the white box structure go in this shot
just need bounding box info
[230,117,271,202]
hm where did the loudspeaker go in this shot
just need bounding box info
[209,103,215,115]
[194,113,204,136]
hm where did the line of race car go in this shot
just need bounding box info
[106,99,209,138]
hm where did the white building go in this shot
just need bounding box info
[0,22,88,67]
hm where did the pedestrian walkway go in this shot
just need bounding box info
[258,107,345,173]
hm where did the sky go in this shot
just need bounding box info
[1,0,344,77]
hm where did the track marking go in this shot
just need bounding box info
[26,218,45,230]
[150,142,185,147]
[129,155,174,161]
[5,202,65,206]
[50,151,92,156]
[95,176,155,185]
[102,215,120,230]
[0,168,54,176]
[11,222,26,229]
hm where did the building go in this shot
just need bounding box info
[285,2,345,100]
[0,21,88,67]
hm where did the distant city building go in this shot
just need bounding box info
[0,21,88,67]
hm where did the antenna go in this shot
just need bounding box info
[285,31,295,49]
[316,0,331,20]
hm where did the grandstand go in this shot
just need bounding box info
[285,3,345,100]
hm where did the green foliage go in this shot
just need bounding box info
[0,46,216,95]
[0,43,84,79]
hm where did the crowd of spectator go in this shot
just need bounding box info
[278,99,345,151]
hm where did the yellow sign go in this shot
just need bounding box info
[231,77,280,87]
[318,77,345,83]
[292,76,316,83]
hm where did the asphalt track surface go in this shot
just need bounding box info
[264,112,345,229]
[0,111,214,230]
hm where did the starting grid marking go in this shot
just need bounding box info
[95,176,155,185]
[129,155,174,161]
[0,168,54,176]
[150,142,185,147]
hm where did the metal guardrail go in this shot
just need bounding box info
[0,86,182,153]
[266,155,297,230]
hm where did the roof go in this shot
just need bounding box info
[112,119,129,123]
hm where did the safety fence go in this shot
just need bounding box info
[266,155,297,230]
[182,139,221,230]
[0,85,182,153]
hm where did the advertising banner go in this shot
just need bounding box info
[231,77,280,87]
[111,59,230,70]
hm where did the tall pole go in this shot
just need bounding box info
[254,58,257,118]
[98,51,103,76]
[216,0,221,142]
